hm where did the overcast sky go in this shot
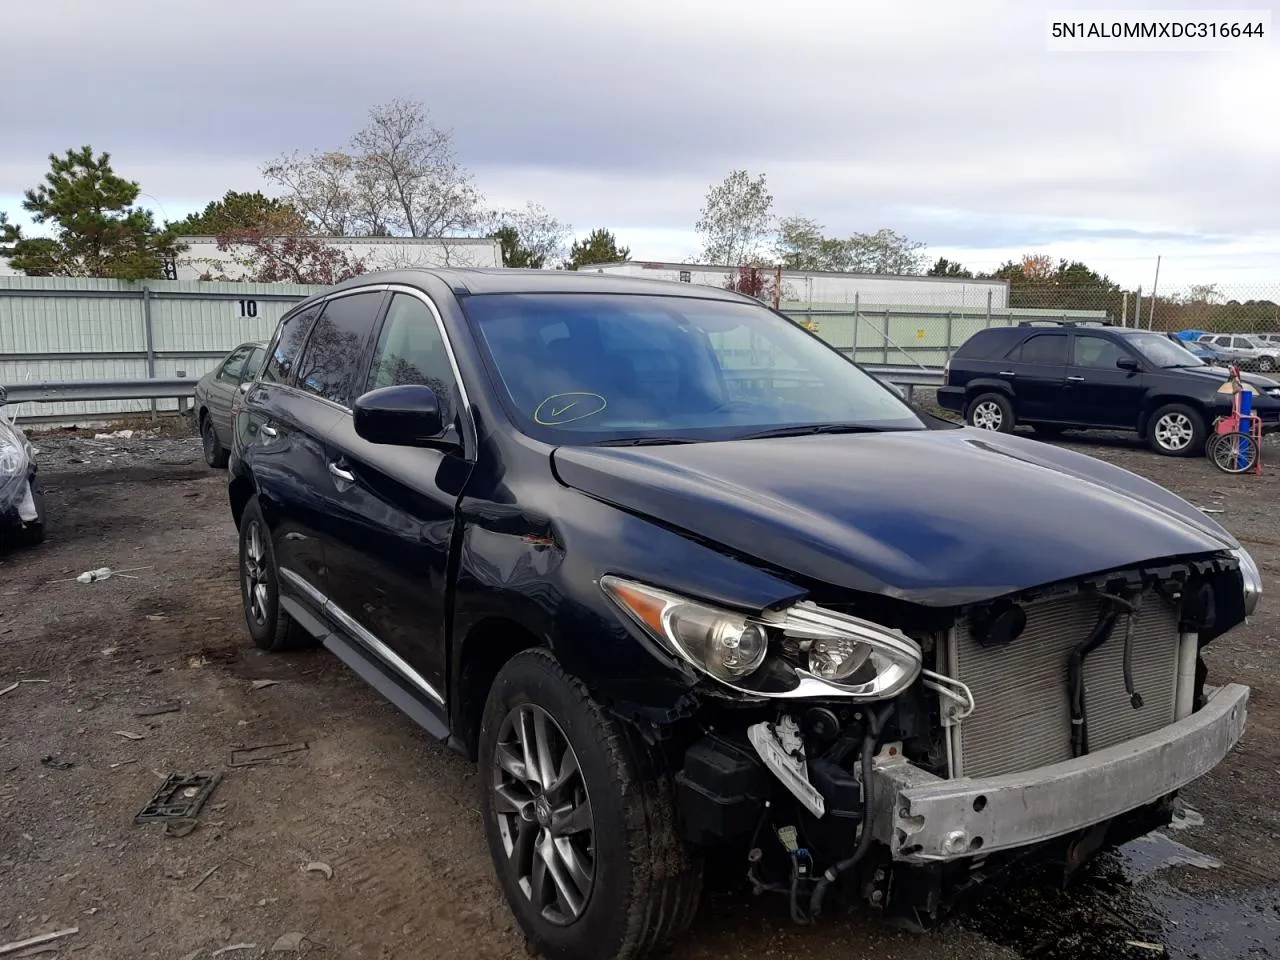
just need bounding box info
[2,0,1276,291]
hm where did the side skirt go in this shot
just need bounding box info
[279,594,452,744]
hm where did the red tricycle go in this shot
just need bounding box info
[1206,365,1263,474]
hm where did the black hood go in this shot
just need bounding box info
[551,428,1238,606]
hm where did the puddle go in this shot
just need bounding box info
[959,832,1280,959]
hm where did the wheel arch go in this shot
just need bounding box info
[1138,395,1209,438]
[453,615,548,760]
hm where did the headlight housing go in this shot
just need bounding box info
[600,575,922,700]
[1232,547,1262,616]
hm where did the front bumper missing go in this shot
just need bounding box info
[869,682,1249,863]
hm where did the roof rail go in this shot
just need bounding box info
[1017,318,1112,327]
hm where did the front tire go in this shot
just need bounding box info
[238,495,307,651]
[1147,403,1205,457]
[966,392,1015,433]
[479,650,702,960]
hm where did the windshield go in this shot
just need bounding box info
[1125,332,1205,368]
[462,293,924,444]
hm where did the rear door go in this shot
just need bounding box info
[1004,332,1068,421]
[239,300,347,607]
[207,344,254,442]
[319,289,474,706]
[1063,333,1145,427]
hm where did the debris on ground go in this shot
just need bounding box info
[114,730,146,741]
[49,565,152,584]
[190,862,223,891]
[250,679,280,690]
[134,700,181,717]
[0,927,79,956]
[270,932,306,952]
[211,943,257,956]
[0,679,49,697]
[134,772,222,824]
[302,861,333,881]
[229,742,308,767]
[39,755,74,771]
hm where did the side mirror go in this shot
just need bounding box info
[353,384,450,448]
[1116,357,1140,372]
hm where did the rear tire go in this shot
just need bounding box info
[238,495,308,651]
[478,649,702,960]
[201,413,229,469]
[966,392,1015,433]
[1259,356,1276,373]
[1147,403,1205,457]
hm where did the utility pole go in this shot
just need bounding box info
[1148,256,1161,329]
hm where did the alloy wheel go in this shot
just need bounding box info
[971,401,1003,430]
[1155,412,1194,452]
[242,520,270,626]
[491,703,595,926]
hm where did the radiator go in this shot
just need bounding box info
[948,591,1180,779]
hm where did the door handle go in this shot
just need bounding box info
[998,370,1016,377]
[328,461,356,484]
[1066,376,1086,382]
[260,424,279,438]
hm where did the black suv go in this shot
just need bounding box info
[938,321,1280,456]
[228,273,1256,960]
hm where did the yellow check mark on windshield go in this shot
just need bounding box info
[551,402,576,418]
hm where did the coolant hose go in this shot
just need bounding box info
[808,702,896,920]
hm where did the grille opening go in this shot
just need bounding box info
[947,590,1180,779]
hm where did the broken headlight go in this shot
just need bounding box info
[1232,547,1262,616]
[600,576,921,700]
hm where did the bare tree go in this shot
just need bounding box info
[485,203,572,269]
[262,98,483,249]
[695,170,774,267]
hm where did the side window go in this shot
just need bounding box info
[1233,337,1252,349]
[295,292,384,406]
[1072,336,1131,369]
[262,305,321,384]
[244,347,266,381]
[1015,334,1067,365]
[365,293,459,421]
[217,346,252,383]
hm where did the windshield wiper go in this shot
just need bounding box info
[593,436,705,447]
[734,422,890,441]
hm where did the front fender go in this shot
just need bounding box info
[451,489,806,724]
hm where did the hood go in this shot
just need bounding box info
[551,428,1238,606]
[1176,365,1279,390]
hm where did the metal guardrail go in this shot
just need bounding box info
[0,365,945,415]
[1,378,195,407]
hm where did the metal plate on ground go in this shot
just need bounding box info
[134,772,221,823]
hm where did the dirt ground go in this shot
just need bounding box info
[2,415,1279,960]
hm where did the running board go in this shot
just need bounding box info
[280,595,451,743]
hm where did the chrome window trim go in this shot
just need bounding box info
[272,282,478,457]
[279,567,445,706]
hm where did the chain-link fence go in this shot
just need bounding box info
[981,283,1280,335]
[779,284,1280,366]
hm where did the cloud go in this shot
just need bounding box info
[1,0,1275,291]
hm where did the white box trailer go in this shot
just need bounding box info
[581,261,1009,310]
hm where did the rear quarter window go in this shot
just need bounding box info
[262,304,321,385]
[954,330,1021,360]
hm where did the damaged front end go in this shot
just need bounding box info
[0,403,43,546]
[620,553,1254,929]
